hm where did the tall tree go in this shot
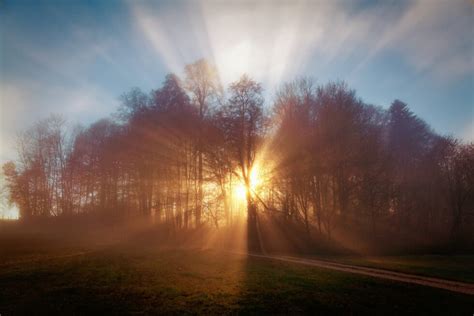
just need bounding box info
[221,75,266,251]
[184,59,221,226]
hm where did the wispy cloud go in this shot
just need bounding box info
[130,0,472,87]
[463,119,474,142]
[130,1,212,75]
[358,0,473,81]
[0,79,116,162]
[0,0,472,164]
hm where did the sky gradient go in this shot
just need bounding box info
[1,0,473,166]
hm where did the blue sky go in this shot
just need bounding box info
[1,0,473,165]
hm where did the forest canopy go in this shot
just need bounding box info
[2,59,473,252]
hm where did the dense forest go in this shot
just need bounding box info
[2,59,473,252]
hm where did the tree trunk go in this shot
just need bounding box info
[247,192,261,253]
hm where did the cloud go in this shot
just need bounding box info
[1,11,122,163]
[130,0,472,88]
[130,1,212,76]
[0,79,117,163]
[7,26,119,85]
[355,0,473,81]
[0,83,29,162]
[1,0,472,161]
[463,119,474,142]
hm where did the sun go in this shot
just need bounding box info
[233,164,262,204]
[234,183,247,202]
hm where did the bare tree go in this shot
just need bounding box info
[184,59,222,226]
[220,75,266,251]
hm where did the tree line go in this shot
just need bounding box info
[3,59,473,250]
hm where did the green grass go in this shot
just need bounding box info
[1,242,473,315]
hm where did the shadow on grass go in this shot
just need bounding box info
[236,252,474,315]
[235,214,474,315]
[0,221,473,315]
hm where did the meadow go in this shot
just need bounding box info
[1,225,472,315]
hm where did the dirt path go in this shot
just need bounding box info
[246,252,474,295]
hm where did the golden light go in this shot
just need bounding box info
[232,164,262,204]
[130,1,323,89]
[0,205,20,220]
[234,183,247,202]
[249,164,261,190]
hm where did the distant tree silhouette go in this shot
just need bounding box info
[2,59,473,252]
[219,75,266,251]
[184,59,221,226]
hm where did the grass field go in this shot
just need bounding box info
[1,233,473,315]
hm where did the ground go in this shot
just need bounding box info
[0,230,473,315]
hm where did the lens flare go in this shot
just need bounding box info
[232,163,263,204]
[234,183,247,202]
[249,164,261,191]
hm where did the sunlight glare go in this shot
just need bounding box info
[249,164,261,191]
[232,163,263,204]
[0,205,20,220]
[234,183,247,202]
